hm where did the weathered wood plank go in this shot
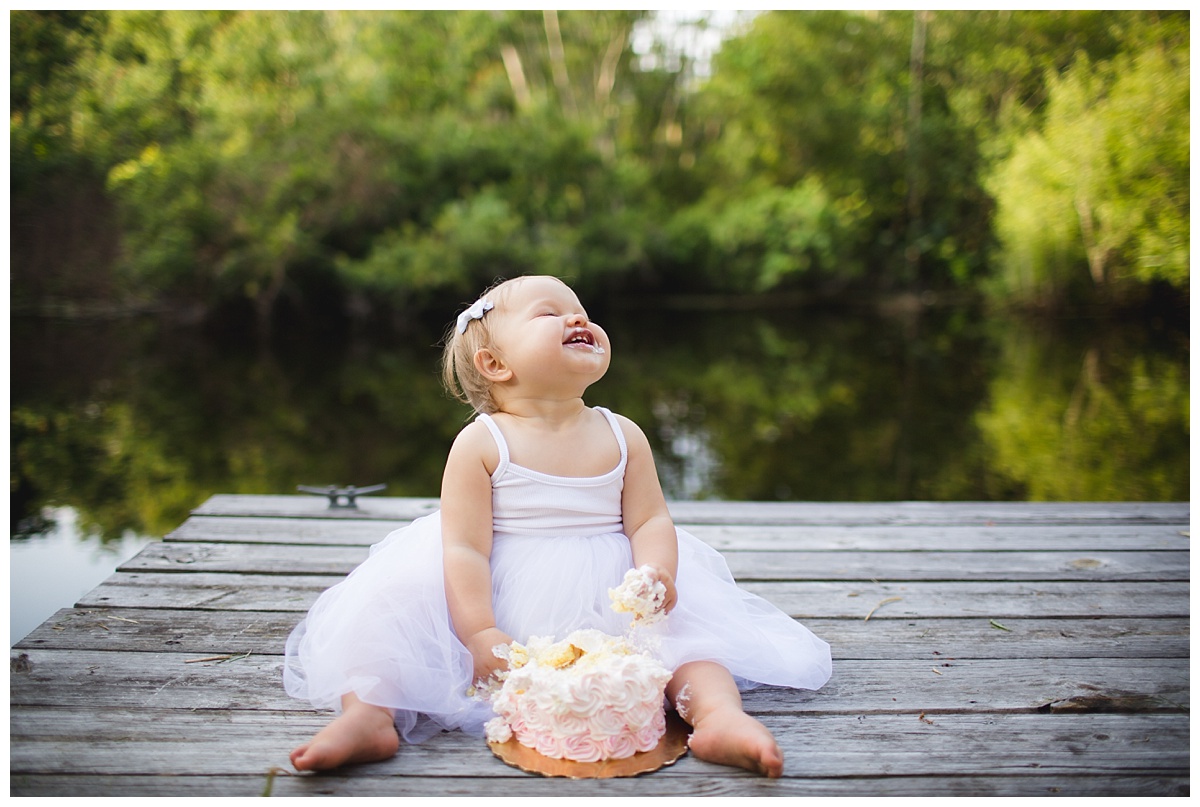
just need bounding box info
[168,515,1192,552]
[16,608,304,655]
[666,500,1188,527]
[817,615,1191,661]
[14,768,1194,798]
[167,516,408,547]
[124,540,1190,583]
[10,649,1188,715]
[10,707,1188,779]
[75,571,342,611]
[192,495,440,520]
[76,572,1190,619]
[18,609,1188,662]
[11,772,1190,798]
[737,581,1190,620]
[18,605,1190,662]
[687,523,1192,552]
[191,495,1189,525]
[10,650,291,711]
[123,541,370,576]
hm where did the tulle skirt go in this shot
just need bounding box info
[283,512,832,743]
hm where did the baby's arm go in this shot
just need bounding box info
[617,415,680,613]
[441,421,512,683]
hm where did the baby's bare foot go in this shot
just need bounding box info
[290,702,399,772]
[687,707,784,778]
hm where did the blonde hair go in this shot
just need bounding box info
[440,277,522,414]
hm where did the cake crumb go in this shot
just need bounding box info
[675,681,694,723]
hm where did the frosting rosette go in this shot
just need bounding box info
[486,629,672,762]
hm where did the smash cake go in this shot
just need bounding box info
[483,567,673,763]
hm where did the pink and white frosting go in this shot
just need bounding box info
[484,629,672,762]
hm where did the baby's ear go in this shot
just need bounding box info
[474,348,513,382]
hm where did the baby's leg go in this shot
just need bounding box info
[290,692,400,771]
[668,661,784,778]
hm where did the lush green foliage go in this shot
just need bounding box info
[11,10,1189,315]
[986,13,1189,304]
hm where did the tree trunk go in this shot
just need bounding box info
[543,10,577,118]
[254,263,286,340]
[1074,194,1108,286]
[904,10,929,287]
[500,44,531,110]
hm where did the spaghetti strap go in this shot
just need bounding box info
[476,413,510,479]
[593,407,627,464]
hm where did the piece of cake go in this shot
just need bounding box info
[485,629,672,763]
[608,565,668,625]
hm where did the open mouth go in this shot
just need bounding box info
[564,328,605,354]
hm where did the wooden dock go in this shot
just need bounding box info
[11,496,1189,796]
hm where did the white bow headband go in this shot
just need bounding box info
[456,298,494,333]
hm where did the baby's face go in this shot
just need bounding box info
[490,276,610,388]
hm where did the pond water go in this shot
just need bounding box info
[9,299,1189,642]
[9,507,153,642]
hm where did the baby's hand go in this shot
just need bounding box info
[610,564,677,623]
[644,564,678,615]
[466,626,513,685]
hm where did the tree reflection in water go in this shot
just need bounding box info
[11,302,1189,546]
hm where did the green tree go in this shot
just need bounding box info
[93,11,667,318]
[988,34,1188,305]
[11,11,104,182]
[679,10,994,294]
[982,14,1188,305]
[11,10,1188,316]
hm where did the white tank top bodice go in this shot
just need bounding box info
[477,407,627,539]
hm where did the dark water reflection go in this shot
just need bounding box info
[11,301,1189,544]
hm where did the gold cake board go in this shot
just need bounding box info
[487,712,689,779]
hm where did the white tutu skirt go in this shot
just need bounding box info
[283,512,832,743]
